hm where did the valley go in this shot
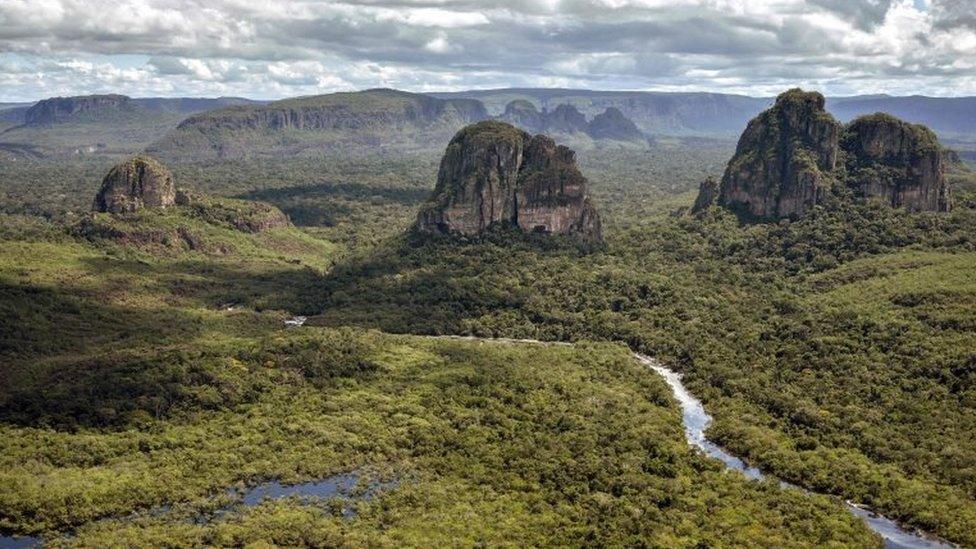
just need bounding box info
[1,86,975,548]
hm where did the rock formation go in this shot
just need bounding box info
[841,113,951,212]
[691,177,719,213]
[702,88,952,220]
[500,100,545,133]
[26,95,131,126]
[150,89,489,160]
[93,155,176,213]
[543,104,589,134]
[415,121,602,242]
[718,89,841,219]
[172,89,485,134]
[588,107,645,141]
[497,101,645,143]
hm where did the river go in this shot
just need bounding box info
[634,353,953,549]
[0,337,955,548]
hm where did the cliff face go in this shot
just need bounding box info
[691,177,719,213]
[587,107,645,141]
[175,89,486,133]
[416,121,602,241]
[842,113,951,212]
[700,89,953,220]
[25,95,132,125]
[718,89,841,220]
[544,104,589,134]
[500,100,545,133]
[93,155,176,213]
[498,101,645,143]
[151,89,489,160]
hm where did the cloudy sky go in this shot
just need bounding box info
[0,0,974,101]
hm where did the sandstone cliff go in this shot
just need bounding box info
[718,89,841,219]
[544,104,589,134]
[26,95,132,126]
[93,155,176,213]
[149,89,489,160]
[500,100,545,133]
[416,121,602,242]
[705,88,952,220]
[587,107,645,141]
[691,177,719,213]
[841,113,951,212]
[497,101,645,143]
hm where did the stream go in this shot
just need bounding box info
[634,353,953,549]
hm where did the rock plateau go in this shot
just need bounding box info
[416,121,602,242]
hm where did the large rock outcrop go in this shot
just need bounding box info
[691,177,720,213]
[497,101,646,143]
[841,113,951,212]
[718,89,841,219]
[544,104,589,134]
[93,155,176,213]
[587,107,645,141]
[149,89,489,160]
[500,100,546,133]
[415,121,602,241]
[25,95,132,126]
[704,88,952,220]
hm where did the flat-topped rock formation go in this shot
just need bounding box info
[25,94,132,126]
[149,89,488,160]
[500,100,546,133]
[93,155,176,213]
[842,113,951,212]
[701,88,952,220]
[415,121,602,242]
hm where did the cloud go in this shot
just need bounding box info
[931,0,976,30]
[0,0,973,100]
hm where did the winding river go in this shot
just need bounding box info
[0,336,955,548]
[633,353,953,549]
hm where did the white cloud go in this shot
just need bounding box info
[0,0,973,100]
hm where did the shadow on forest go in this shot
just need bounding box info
[0,256,327,430]
[238,182,430,226]
[307,230,598,336]
[0,226,594,430]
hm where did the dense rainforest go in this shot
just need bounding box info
[1,136,974,545]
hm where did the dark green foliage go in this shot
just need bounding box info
[2,139,974,545]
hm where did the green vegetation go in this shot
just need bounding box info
[2,135,974,545]
[147,89,487,161]
[0,205,878,545]
[307,166,976,544]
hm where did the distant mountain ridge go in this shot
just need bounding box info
[0,94,262,158]
[3,88,976,162]
[148,89,488,161]
[497,100,646,143]
[11,94,258,126]
[434,88,976,141]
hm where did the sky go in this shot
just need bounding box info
[0,0,974,102]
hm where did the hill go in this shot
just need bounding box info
[0,95,258,159]
[497,101,647,146]
[435,88,976,145]
[435,88,769,137]
[147,89,488,161]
